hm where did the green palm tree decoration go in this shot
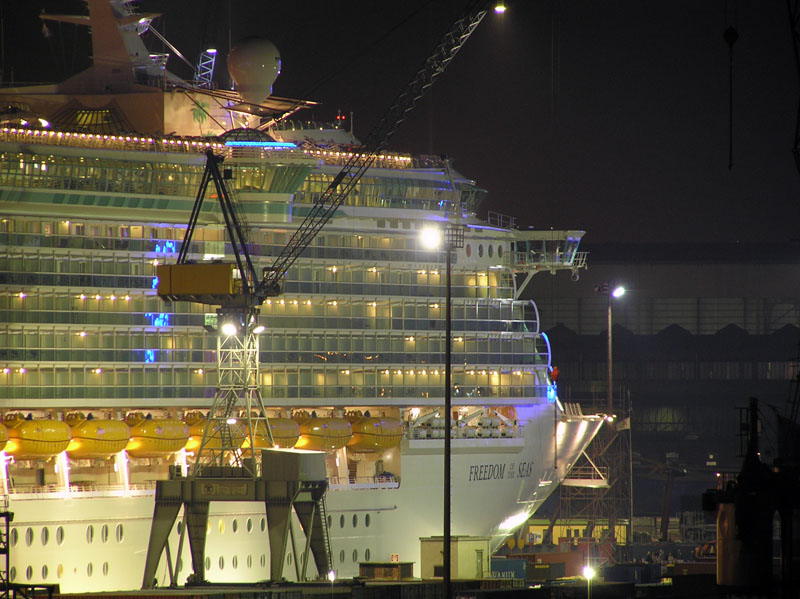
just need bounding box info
[192,100,209,135]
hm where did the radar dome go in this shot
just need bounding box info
[227,38,282,105]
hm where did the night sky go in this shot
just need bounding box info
[3,1,798,244]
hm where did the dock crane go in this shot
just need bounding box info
[144,0,501,587]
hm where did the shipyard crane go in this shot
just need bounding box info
[157,0,496,472]
[145,0,500,588]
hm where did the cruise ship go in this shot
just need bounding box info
[0,0,604,592]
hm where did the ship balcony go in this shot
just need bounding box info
[511,231,587,275]
[328,475,399,490]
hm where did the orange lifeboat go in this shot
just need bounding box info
[294,413,351,451]
[125,412,189,458]
[346,412,403,452]
[0,422,8,452]
[66,413,130,459]
[3,413,71,459]
[241,418,300,450]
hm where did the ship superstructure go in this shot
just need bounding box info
[0,0,603,592]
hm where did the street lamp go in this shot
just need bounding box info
[607,285,625,413]
[582,564,596,599]
[421,223,464,599]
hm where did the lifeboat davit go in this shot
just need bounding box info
[241,418,300,450]
[125,412,189,458]
[294,413,351,451]
[346,413,403,452]
[66,413,130,459]
[3,413,71,459]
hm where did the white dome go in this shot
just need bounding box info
[227,38,281,105]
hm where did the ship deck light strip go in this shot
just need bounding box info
[224,141,297,148]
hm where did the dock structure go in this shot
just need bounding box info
[142,450,331,588]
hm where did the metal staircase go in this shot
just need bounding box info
[317,497,334,575]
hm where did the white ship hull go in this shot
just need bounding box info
[0,3,601,592]
[4,406,601,592]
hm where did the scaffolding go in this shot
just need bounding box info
[547,389,633,562]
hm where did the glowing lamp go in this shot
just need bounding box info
[420,227,442,250]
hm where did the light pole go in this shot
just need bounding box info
[421,224,464,599]
[606,285,625,413]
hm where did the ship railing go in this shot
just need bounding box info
[300,147,414,170]
[327,475,399,490]
[487,211,517,230]
[0,126,227,154]
[408,426,520,440]
[572,251,588,269]
[512,249,588,270]
[6,482,155,496]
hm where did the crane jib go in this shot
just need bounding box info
[163,0,492,309]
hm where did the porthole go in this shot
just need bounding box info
[101,524,109,543]
[339,550,345,564]
[246,518,253,533]
[488,245,493,258]
[365,548,371,561]
[10,528,17,546]
[260,517,266,532]
[177,521,183,535]
[498,245,503,258]
[86,525,94,544]
[41,527,49,546]
[218,556,224,570]
[232,519,238,533]
[87,563,93,577]
[41,565,48,580]
[247,555,253,569]
[352,549,358,563]
[352,514,358,528]
[102,562,109,576]
[339,515,345,528]
[25,566,32,581]
[116,523,124,543]
[327,515,332,529]
[9,567,16,581]
[466,244,472,257]
[287,553,293,565]
[56,564,63,579]
[218,519,225,534]
[365,514,371,528]
[478,244,484,258]
[205,557,211,572]
[25,527,33,546]
[56,526,64,545]
[232,556,238,570]
[260,554,266,568]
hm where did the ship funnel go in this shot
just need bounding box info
[227,37,282,105]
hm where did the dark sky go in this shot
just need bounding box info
[3,1,799,244]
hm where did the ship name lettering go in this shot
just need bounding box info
[518,461,534,478]
[468,463,505,481]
